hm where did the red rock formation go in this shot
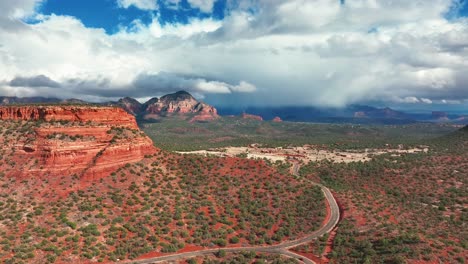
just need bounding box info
[272,116,282,122]
[354,111,367,118]
[143,91,219,120]
[0,106,138,129]
[241,112,263,121]
[0,105,156,179]
[118,97,143,116]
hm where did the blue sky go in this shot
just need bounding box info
[38,0,468,33]
[39,0,228,34]
[0,0,467,113]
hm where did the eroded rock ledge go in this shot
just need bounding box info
[0,105,156,179]
[0,105,138,129]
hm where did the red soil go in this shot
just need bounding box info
[136,251,165,259]
[178,245,205,253]
[320,228,337,263]
[291,251,323,264]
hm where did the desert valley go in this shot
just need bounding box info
[1,1,467,263]
[0,91,465,264]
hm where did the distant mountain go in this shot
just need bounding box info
[350,105,411,119]
[117,97,142,116]
[0,94,466,124]
[61,98,89,104]
[217,106,325,121]
[452,115,468,125]
[218,105,418,124]
[432,111,448,120]
[0,96,61,105]
[116,91,219,122]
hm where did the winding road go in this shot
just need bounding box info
[129,163,340,264]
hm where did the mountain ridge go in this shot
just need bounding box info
[1,93,467,124]
[116,91,219,121]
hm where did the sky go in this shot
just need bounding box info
[0,0,468,112]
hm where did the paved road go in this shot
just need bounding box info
[129,163,340,264]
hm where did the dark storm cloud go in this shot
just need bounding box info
[1,0,467,109]
[9,75,61,88]
[41,72,254,99]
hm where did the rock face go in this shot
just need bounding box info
[0,106,139,129]
[117,91,219,121]
[272,116,282,122]
[241,112,263,121]
[118,97,143,116]
[0,105,156,179]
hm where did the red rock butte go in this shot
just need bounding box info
[0,105,139,129]
[0,105,156,180]
[241,112,263,121]
[272,116,282,122]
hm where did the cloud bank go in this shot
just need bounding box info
[0,0,467,108]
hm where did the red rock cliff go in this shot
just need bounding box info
[0,105,156,179]
[0,106,138,129]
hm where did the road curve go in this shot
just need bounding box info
[128,163,340,264]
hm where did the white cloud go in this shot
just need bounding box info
[117,0,158,10]
[421,98,433,104]
[0,0,43,18]
[163,0,182,10]
[400,97,420,104]
[440,99,461,104]
[187,0,216,13]
[132,72,255,95]
[115,17,221,40]
[231,81,256,92]
[0,0,467,108]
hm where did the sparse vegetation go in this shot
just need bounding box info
[0,114,465,263]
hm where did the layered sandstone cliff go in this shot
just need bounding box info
[0,106,138,128]
[0,105,156,179]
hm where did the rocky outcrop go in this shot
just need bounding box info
[145,91,217,115]
[272,116,282,122]
[118,97,143,116]
[0,106,138,129]
[0,105,156,178]
[116,91,219,121]
[241,112,263,121]
[354,111,367,118]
